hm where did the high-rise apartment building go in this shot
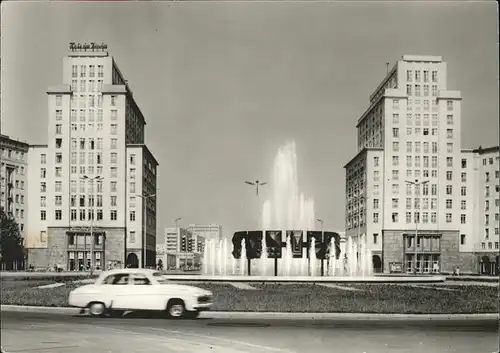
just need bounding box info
[0,135,29,244]
[26,42,158,270]
[188,224,221,253]
[344,55,499,275]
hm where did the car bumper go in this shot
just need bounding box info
[192,303,213,311]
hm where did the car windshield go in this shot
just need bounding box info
[152,272,169,284]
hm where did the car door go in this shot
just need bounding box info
[127,273,164,311]
[104,273,131,310]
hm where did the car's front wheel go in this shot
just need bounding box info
[88,302,106,317]
[165,299,186,319]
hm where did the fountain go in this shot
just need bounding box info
[191,141,442,284]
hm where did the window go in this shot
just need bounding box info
[392,156,399,166]
[392,142,399,152]
[55,181,62,192]
[40,182,47,192]
[130,211,136,221]
[393,99,399,110]
[446,157,453,167]
[406,70,412,82]
[406,141,412,153]
[111,110,118,120]
[40,210,46,220]
[392,128,399,138]
[110,153,118,164]
[446,199,452,209]
[111,124,117,135]
[110,181,117,192]
[406,85,412,95]
[130,182,136,193]
[460,234,466,245]
[130,154,136,165]
[461,186,467,196]
[406,212,412,224]
[392,113,399,124]
[111,196,117,207]
[446,115,453,125]
[431,70,438,82]
[80,65,86,77]
[392,170,399,180]
[447,100,453,111]
[374,157,379,167]
[392,198,399,208]
[445,171,452,181]
[55,210,62,220]
[111,95,117,106]
[461,214,466,224]
[129,231,136,243]
[110,210,118,221]
[391,212,399,223]
[111,138,117,149]
[446,213,452,223]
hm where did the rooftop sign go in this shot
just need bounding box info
[69,41,108,52]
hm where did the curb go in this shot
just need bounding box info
[1,305,498,321]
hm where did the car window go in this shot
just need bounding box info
[102,274,130,285]
[131,274,151,285]
[152,272,169,284]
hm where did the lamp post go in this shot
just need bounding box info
[244,179,268,276]
[316,218,324,276]
[244,180,268,196]
[405,179,429,274]
[81,175,102,273]
[174,217,182,269]
[136,193,157,268]
[351,194,367,276]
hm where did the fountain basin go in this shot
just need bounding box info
[163,275,446,283]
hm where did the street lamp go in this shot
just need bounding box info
[316,218,325,276]
[81,175,102,272]
[136,193,157,268]
[244,180,268,276]
[405,179,429,274]
[351,194,368,276]
[244,180,268,196]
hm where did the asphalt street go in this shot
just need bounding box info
[1,311,498,353]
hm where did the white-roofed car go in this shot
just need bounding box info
[68,268,213,319]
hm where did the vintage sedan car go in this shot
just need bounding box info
[68,268,213,319]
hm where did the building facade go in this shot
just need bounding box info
[344,55,498,275]
[25,42,158,271]
[0,135,29,240]
[188,223,221,253]
[0,135,29,270]
[162,226,202,269]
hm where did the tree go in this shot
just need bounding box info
[0,207,25,270]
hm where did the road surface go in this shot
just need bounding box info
[1,311,498,353]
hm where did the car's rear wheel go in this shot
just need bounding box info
[166,299,185,319]
[88,302,106,317]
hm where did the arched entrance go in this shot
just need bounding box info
[372,255,382,273]
[480,256,490,275]
[126,253,139,268]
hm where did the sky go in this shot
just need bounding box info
[1,1,498,240]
